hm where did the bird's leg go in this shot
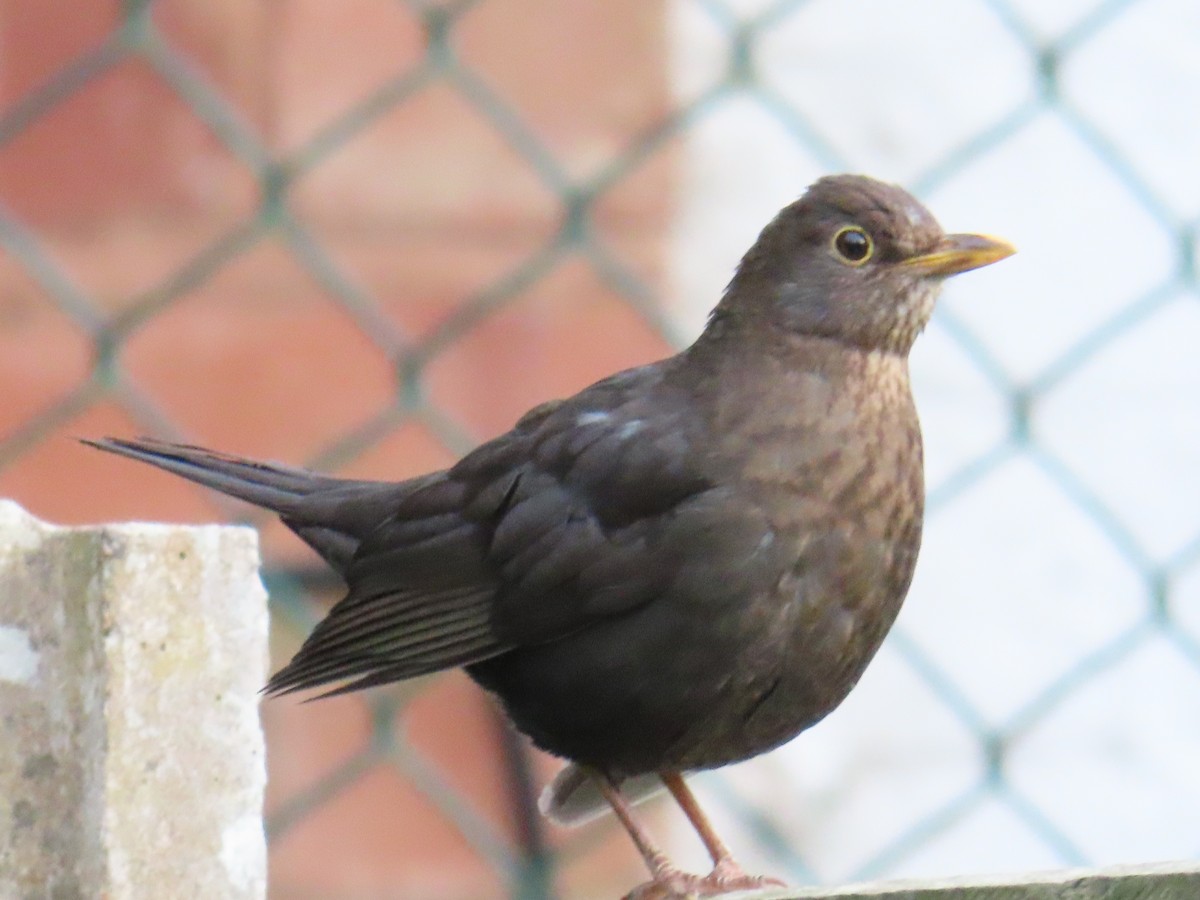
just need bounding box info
[593,772,678,885]
[660,772,735,870]
[661,771,786,892]
[593,769,785,899]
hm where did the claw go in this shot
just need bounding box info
[621,861,786,899]
[704,857,786,892]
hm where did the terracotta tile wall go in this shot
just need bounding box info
[0,2,675,897]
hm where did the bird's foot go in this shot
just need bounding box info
[704,856,786,893]
[622,860,786,899]
[620,867,705,900]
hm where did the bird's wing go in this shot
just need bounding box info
[450,364,721,647]
[270,364,723,696]
[266,471,506,697]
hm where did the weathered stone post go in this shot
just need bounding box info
[0,499,268,899]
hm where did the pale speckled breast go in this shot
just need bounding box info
[669,349,925,769]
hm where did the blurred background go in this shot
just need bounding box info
[2,0,1199,898]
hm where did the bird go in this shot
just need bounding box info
[85,174,1013,899]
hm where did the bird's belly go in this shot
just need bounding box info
[469,563,906,776]
[469,606,789,775]
[664,593,896,771]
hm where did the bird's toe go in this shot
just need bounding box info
[622,861,787,899]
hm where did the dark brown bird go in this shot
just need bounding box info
[85,175,1013,899]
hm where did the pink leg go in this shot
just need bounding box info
[594,772,677,884]
[592,768,786,899]
[661,771,787,893]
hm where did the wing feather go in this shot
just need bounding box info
[271,361,719,696]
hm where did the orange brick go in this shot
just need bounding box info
[0,6,262,228]
[424,257,674,439]
[263,691,374,817]
[118,240,393,456]
[271,0,425,153]
[279,0,670,233]
[288,81,561,231]
[405,674,518,835]
[25,218,260,315]
[302,222,558,343]
[458,0,669,182]
[332,418,459,481]
[268,755,506,899]
[0,399,219,525]
[591,136,678,286]
[156,0,273,133]
[0,257,94,442]
[0,1,119,96]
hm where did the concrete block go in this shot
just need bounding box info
[0,499,268,899]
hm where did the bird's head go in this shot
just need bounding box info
[715,174,1014,355]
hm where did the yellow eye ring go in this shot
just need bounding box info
[832,226,873,266]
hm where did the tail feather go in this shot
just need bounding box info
[83,437,410,571]
[538,765,666,827]
[82,437,339,516]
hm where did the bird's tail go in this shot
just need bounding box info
[82,436,412,572]
[539,764,666,827]
[82,437,340,516]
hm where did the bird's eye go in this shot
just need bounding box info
[832,226,873,265]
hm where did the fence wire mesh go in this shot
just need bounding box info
[2,0,1198,897]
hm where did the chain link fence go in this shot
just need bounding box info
[2,0,1198,897]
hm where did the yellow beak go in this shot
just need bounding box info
[902,233,1016,277]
